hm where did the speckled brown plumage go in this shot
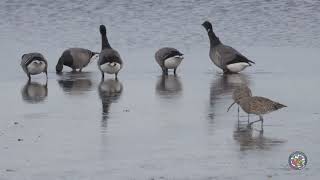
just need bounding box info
[227,85,252,112]
[239,96,286,116]
[232,85,252,103]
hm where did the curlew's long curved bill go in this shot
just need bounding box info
[227,101,236,112]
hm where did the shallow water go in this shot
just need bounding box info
[1,0,320,179]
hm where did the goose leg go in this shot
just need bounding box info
[45,71,48,80]
[165,68,168,75]
[79,68,82,72]
[237,105,240,121]
[247,114,250,124]
[101,71,104,80]
[115,73,118,80]
[27,73,31,81]
[174,68,177,75]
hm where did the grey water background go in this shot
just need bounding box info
[0,0,320,179]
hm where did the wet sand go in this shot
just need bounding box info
[1,0,320,179]
[0,47,319,179]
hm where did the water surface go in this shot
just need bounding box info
[0,0,320,179]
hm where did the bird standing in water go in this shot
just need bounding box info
[202,21,255,73]
[21,52,48,81]
[98,25,123,80]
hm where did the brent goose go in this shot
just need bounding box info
[155,47,183,75]
[56,48,99,73]
[98,25,123,80]
[202,21,255,73]
[21,52,48,80]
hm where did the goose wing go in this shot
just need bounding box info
[98,49,122,65]
[155,47,183,67]
[216,45,254,66]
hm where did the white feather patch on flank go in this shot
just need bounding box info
[100,62,121,74]
[226,62,250,73]
[164,56,183,69]
[27,60,46,75]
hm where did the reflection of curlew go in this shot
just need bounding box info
[21,80,48,103]
[57,72,93,95]
[98,78,123,128]
[209,73,250,121]
[155,75,183,98]
[233,121,286,151]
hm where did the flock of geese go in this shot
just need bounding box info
[20,21,286,130]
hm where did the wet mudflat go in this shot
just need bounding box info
[1,0,320,179]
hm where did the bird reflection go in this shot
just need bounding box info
[98,78,123,129]
[21,80,48,103]
[57,72,93,95]
[233,121,286,151]
[156,75,183,98]
[209,73,250,121]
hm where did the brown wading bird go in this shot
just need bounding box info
[228,86,286,130]
[227,85,252,122]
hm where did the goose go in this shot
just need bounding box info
[155,47,183,75]
[98,25,123,80]
[21,52,48,80]
[202,21,255,73]
[56,48,99,73]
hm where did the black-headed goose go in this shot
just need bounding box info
[98,25,123,80]
[155,47,183,75]
[202,21,255,73]
[56,48,99,73]
[21,52,48,80]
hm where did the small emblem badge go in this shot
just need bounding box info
[288,151,307,170]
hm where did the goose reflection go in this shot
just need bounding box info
[233,121,286,151]
[98,78,123,128]
[208,73,250,122]
[156,75,183,98]
[21,80,48,103]
[57,72,93,95]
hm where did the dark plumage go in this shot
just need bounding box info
[21,52,48,80]
[202,21,255,73]
[98,25,123,80]
[56,48,99,73]
[155,47,183,75]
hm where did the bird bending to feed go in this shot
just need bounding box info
[56,48,99,73]
[98,25,123,80]
[202,21,255,73]
[227,85,252,112]
[237,96,286,130]
[155,47,184,75]
[21,52,48,81]
[227,85,252,122]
